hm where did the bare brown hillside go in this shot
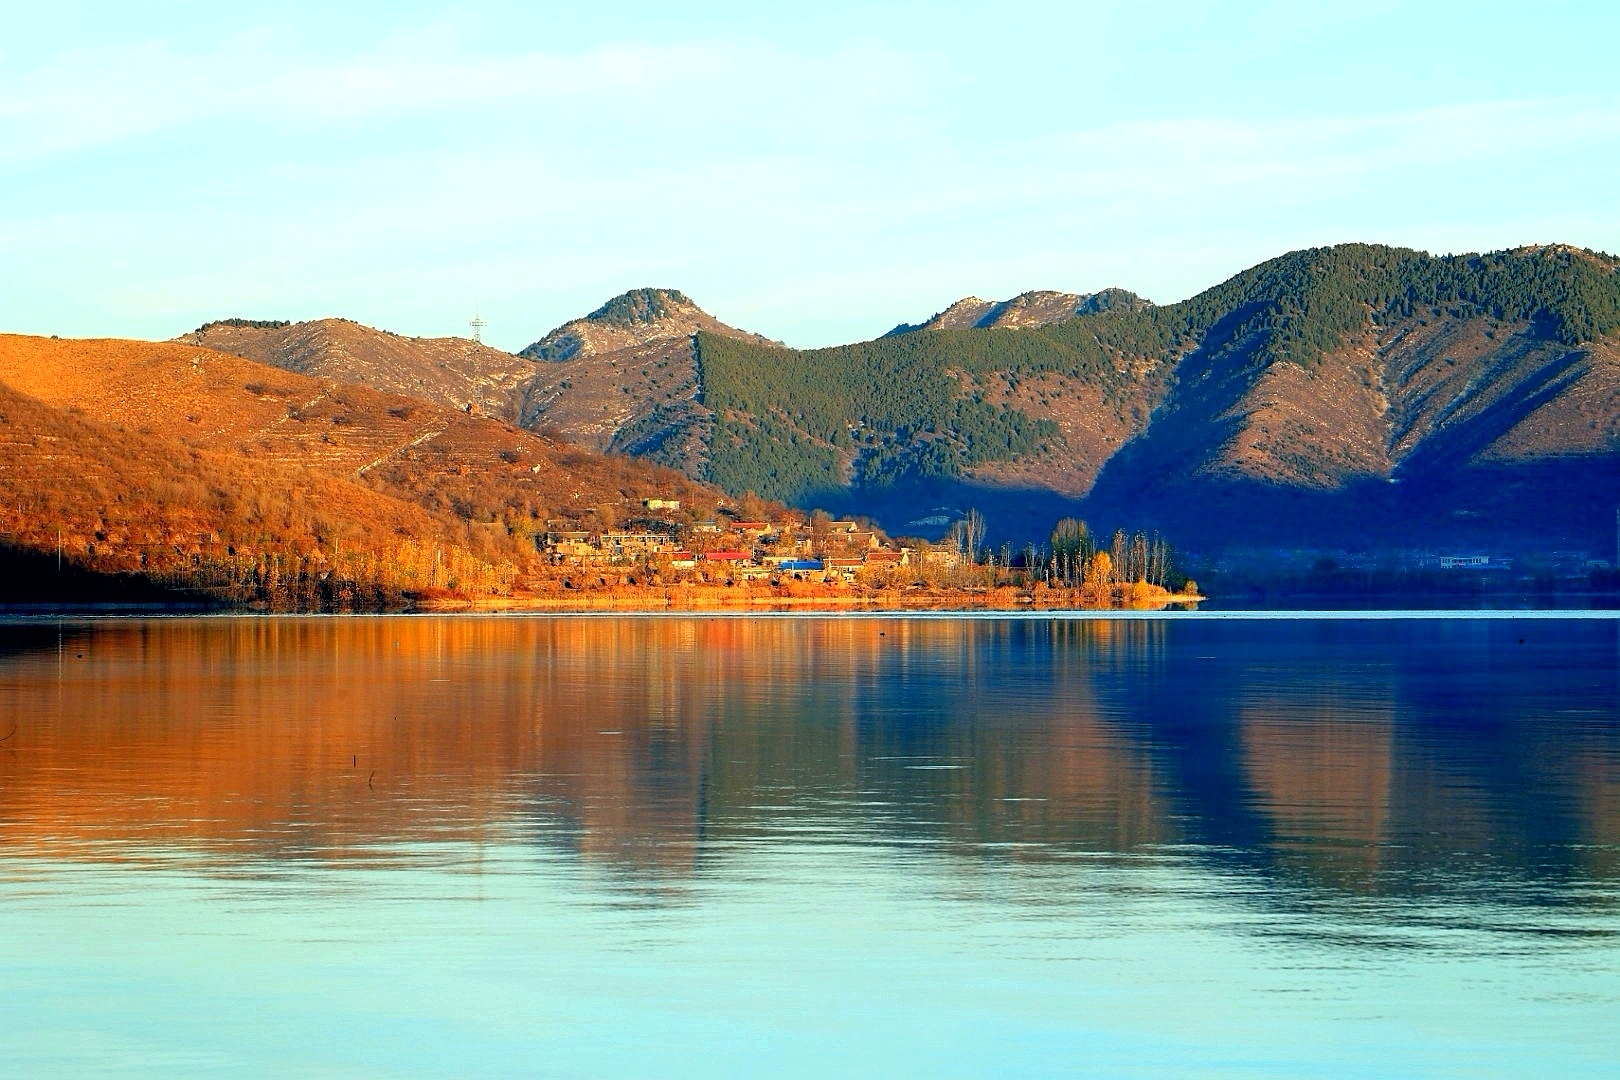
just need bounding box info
[516,288,775,473]
[178,291,776,479]
[0,334,718,521]
[0,333,741,605]
[957,368,1158,496]
[518,334,712,469]
[175,318,535,421]
[0,379,504,607]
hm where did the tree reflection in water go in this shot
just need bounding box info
[0,615,1615,906]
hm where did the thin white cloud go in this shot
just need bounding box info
[2,20,1618,347]
[963,100,1620,217]
[0,30,938,162]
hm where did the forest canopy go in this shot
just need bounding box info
[694,244,1620,504]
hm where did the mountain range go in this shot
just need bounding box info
[173,242,1620,559]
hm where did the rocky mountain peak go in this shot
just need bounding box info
[583,288,699,328]
[519,289,771,363]
[1076,287,1152,315]
[886,287,1151,336]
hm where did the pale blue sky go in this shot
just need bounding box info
[3,1,1618,351]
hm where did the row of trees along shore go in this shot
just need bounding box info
[882,511,1193,603]
[0,490,525,611]
[138,539,522,610]
[3,479,1188,609]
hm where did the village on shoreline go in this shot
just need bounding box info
[416,498,1203,613]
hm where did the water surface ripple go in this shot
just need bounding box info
[0,615,1616,1076]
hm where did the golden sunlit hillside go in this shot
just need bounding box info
[0,379,521,606]
[174,317,537,422]
[0,334,756,607]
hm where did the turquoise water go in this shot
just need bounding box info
[0,615,1616,1076]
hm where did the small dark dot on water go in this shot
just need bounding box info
[1519,639,1525,644]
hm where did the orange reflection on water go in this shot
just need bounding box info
[0,618,1170,873]
[3,615,1613,894]
[1240,696,1395,890]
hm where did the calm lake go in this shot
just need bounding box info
[1,614,1616,1077]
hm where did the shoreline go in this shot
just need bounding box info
[0,586,1206,617]
[415,584,1206,613]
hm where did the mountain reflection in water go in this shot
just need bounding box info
[2,615,1616,904]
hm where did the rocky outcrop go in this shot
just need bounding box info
[886,288,1150,335]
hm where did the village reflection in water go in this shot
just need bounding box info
[1,615,1616,905]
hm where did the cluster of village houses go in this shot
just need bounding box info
[538,499,946,583]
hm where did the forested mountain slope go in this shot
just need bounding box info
[688,244,1620,552]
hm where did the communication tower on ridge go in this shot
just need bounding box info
[468,308,488,344]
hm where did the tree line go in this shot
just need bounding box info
[920,510,1189,599]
